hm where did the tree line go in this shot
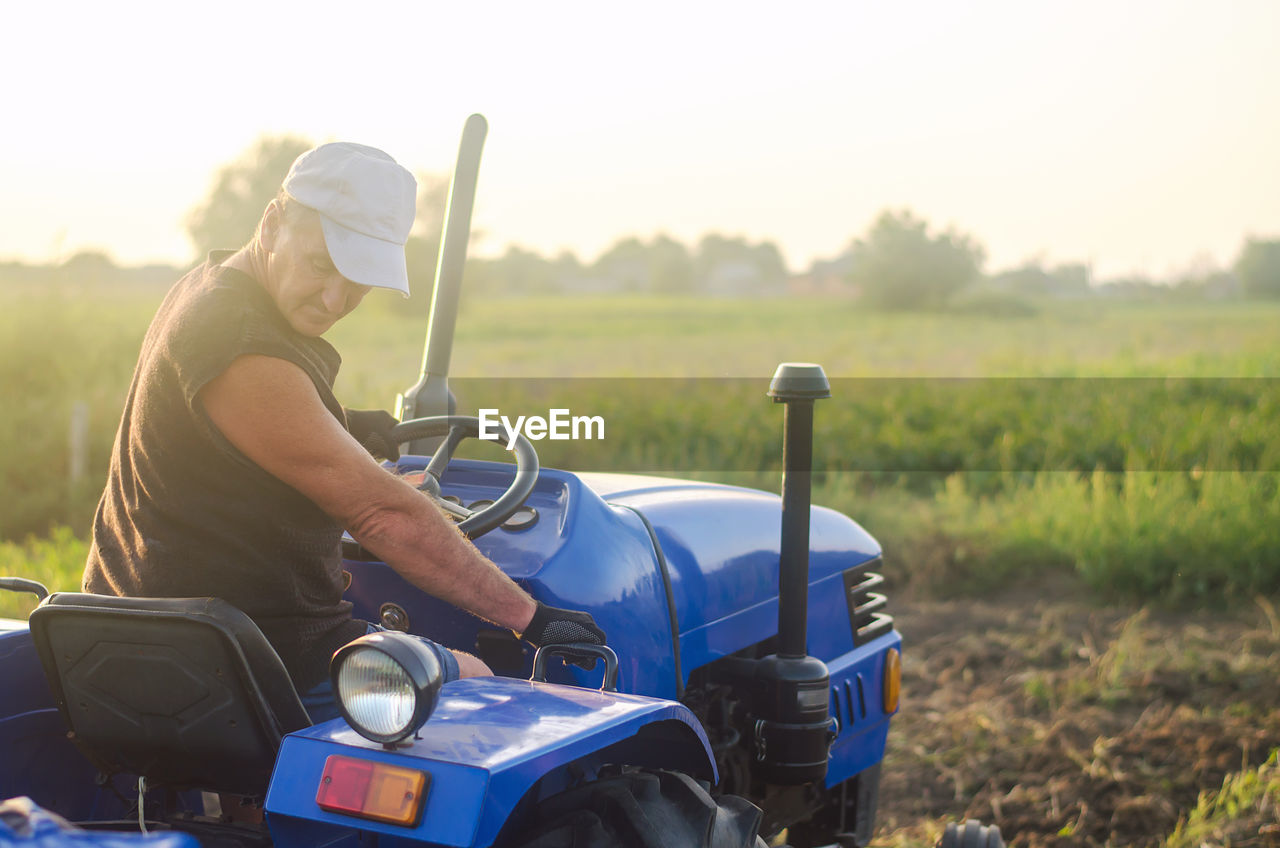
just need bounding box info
[8,135,1280,308]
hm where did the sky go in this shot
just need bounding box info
[2,0,1277,280]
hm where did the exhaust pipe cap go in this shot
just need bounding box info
[768,362,831,401]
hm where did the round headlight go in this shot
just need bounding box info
[330,633,443,746]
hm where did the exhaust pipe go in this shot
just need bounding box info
[396,114,488,454]
[770,362,830,658]
[752,362,835,785]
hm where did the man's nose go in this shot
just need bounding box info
[320,276,349,313]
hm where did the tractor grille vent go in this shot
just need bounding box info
[831,674,869,732]
[842,562,893,647]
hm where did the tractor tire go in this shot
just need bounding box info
[938,819,1004,848]
[506,768,767,848]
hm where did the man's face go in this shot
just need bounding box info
[262,204,372,337]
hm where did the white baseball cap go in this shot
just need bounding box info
[282,142,417,295]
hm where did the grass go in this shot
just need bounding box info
[0,527,87,619]
[915,469,1280,602]
[335,294,1280,386]
[1,284,1279,608]
[2,281,1279,847]
[876,589,1280,847]
[1162,749,1280,848]
[0,287,152,540]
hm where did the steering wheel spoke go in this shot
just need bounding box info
[434,497,476,521]
[424,424,470,482]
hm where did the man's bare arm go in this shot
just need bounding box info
[200,354,536,634]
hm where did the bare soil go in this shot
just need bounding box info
[874,578,1280,847]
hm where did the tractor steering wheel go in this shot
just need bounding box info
[389,415,539,540]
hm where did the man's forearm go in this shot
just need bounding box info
[199,354,537,634]
[346,480,536,633]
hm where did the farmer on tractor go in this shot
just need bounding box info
[80,141,605,721]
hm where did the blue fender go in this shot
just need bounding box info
[0,797,197,848]
[0,626,112,821]
[265,676,717,848]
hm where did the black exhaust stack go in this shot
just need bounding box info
[396,114,488,454]
[752,363,835,785]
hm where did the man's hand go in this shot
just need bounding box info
[344,408,400,462]
[521,601,606,648]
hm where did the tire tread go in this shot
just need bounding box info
[507,768,765,848]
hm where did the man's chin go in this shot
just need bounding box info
[290,311,338,337]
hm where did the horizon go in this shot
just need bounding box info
[0,225,1249,288]
[2,1,1277,281]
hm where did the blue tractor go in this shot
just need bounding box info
[0,116,910,848]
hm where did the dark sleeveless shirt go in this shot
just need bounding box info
[84,251,368,692]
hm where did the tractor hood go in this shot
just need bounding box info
[343,462,882,701]
[579,472,882,666]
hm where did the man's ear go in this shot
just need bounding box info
[259,200,282,253]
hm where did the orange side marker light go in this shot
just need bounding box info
[883,648,901,714]
[316,755,429,827]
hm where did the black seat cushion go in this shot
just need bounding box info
[29,594,312,797]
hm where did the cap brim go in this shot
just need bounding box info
[318,215,411,296]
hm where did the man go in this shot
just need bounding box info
[83,142,604,719]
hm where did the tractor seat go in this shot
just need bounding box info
[28,593,312,798]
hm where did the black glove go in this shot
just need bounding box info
[521,601,606,649]
[344,408,401,462]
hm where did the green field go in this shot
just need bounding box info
[2,284,1279,619]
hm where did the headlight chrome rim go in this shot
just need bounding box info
[330,632,444,746]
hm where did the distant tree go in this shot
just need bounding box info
[1050,263,1090,293]
[989,261,1090,298]
[1168,253,1238,301]
[1235,238,1280,298]
[1094,275,1162,299]
[185,135,312,258]
[647,235,694,293]
[589,235,703,293]
[750,242,788,287]
[692,234,787,294]
[585,233,788,294]
[59,250,119,287]
[467,248,585,296]
[547,250,586,292]
[551,250,583,277]
[846,210,985,309]
[593,237,652,291]
[489,246,560,293]
[989,263,1051,296]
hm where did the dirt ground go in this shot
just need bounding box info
[873,578,1280,847]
